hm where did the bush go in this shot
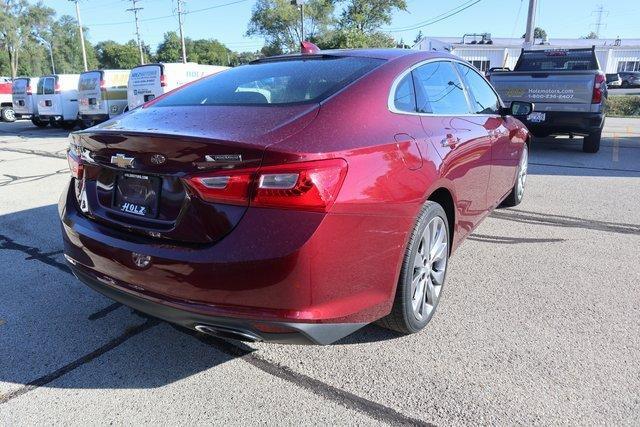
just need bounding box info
[605,95,640,116]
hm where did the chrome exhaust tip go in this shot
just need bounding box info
[195,324,262,343]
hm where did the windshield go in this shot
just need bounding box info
[516,50,598,72]
[152,56,384,107]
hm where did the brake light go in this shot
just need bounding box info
[26,85,32,95]
[592,73,605,104]
[160,73,166,87]
[54,82,61,94]
[100,79,106,91]
[184,159,348,212]
[67,151,83,180]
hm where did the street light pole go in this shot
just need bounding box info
[523,0,537,47]
[69,0,88,71]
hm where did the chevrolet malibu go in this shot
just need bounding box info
[61,47,532,345]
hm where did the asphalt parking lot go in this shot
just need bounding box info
[1,118,639,425]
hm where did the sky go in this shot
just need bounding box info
[44,0,640,53]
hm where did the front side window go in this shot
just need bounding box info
[153,56,384,107]
[412,61,470,115]
[456,63,500,114]
[393,74,416,112]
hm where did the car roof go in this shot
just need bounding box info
[256,48,455,62]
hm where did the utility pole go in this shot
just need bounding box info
[69,0,88,71]
[126,0,145,65]
[592,4,608,38]
[291,0,305,42]
[176,0,187,63]
[523,0,537,47]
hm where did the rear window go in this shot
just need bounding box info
[515,50,598,72]
[12,79,28,94]
[153,56,384,107]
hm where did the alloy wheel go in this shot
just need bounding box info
[411,216,448,320]
[516,146,528,200]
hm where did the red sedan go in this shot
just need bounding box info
[61,47,531,344]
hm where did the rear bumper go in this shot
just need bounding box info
[519,111,605,137]
[80,113,109,124]
[59,179,406,343]
[68,264,365,345]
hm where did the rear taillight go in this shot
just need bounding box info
[54,82,61,94]
[184,159,348,212]
[26,85,32,95]
[67,151,83,180]
[160,73,166,87]
[592,73,606,104]
[99,79,106,91]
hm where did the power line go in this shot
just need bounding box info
[385,0,482,33]
[592,4,608,38]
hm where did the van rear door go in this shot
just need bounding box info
[12,78,29,114]
[79,71,104,116]
[127,64,163,110]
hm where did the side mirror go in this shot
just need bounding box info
[509,101,534,116]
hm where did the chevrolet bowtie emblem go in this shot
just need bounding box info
[110,153,135,168]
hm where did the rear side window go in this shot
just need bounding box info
[393,74,416,112]
[456,63,500,114]
[153,56,384,107]
[412,61,470,115]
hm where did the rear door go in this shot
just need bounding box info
[38,77,58,115]
[79,71,103,116]
[127,64,163,109]
[413,60,493,238]
[12,78,28,114]
[456,62,519,205]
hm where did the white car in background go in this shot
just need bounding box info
[37,74,80,129]
[127,62,229,110]
[78,69,130,128]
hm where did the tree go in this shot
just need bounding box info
[522,27,547,40]
[247,0,335,53]
[582,31,598,39]
[156,32,233,65]
[45,15,98,73]
[95,40,150,69]
[339,0,407,33]
[0,0,54,78]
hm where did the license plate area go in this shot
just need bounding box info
[113,172,161,218]
[527,112,546,123]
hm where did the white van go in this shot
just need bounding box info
[78,69,130,128]
[36,74,80,129]
[127,63,229,110]
[11,77,49,127]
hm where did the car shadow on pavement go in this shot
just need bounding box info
[529,135,640,178]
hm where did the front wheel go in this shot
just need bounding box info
[1,107,16,122]
[378,201,449,334]
[500,144,528,208]
[583,130,601,153]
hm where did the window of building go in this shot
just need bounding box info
[469,60,490,72]
[617,61,640,72]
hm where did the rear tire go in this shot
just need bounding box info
[31,116,48,128]
[378,201,450,334]
[1,107,16,122]
[583,130,601,153]
[500,144,528,208]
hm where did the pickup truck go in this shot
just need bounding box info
[488,47,606,153]
[0,77,15,122]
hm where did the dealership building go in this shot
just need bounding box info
[413,34,640,73]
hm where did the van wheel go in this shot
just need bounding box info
[583,130,601,153]
[378,201,449,334]
[60,120,77,130]
[31,117,48,128]
[1,107,16,122]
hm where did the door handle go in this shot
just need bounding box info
[441,135,460,148]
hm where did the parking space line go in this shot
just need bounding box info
[0,233,71,275]
[88,302,123,321]
[491,209,640,235]
[187,330,434,427]
[0,147,66,159]
[529,161,640,174]
[0,319,160,405]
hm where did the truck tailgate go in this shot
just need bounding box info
[491,72,595,111]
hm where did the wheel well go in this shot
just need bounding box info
[428,188,455,251]
[1,103,13,108]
